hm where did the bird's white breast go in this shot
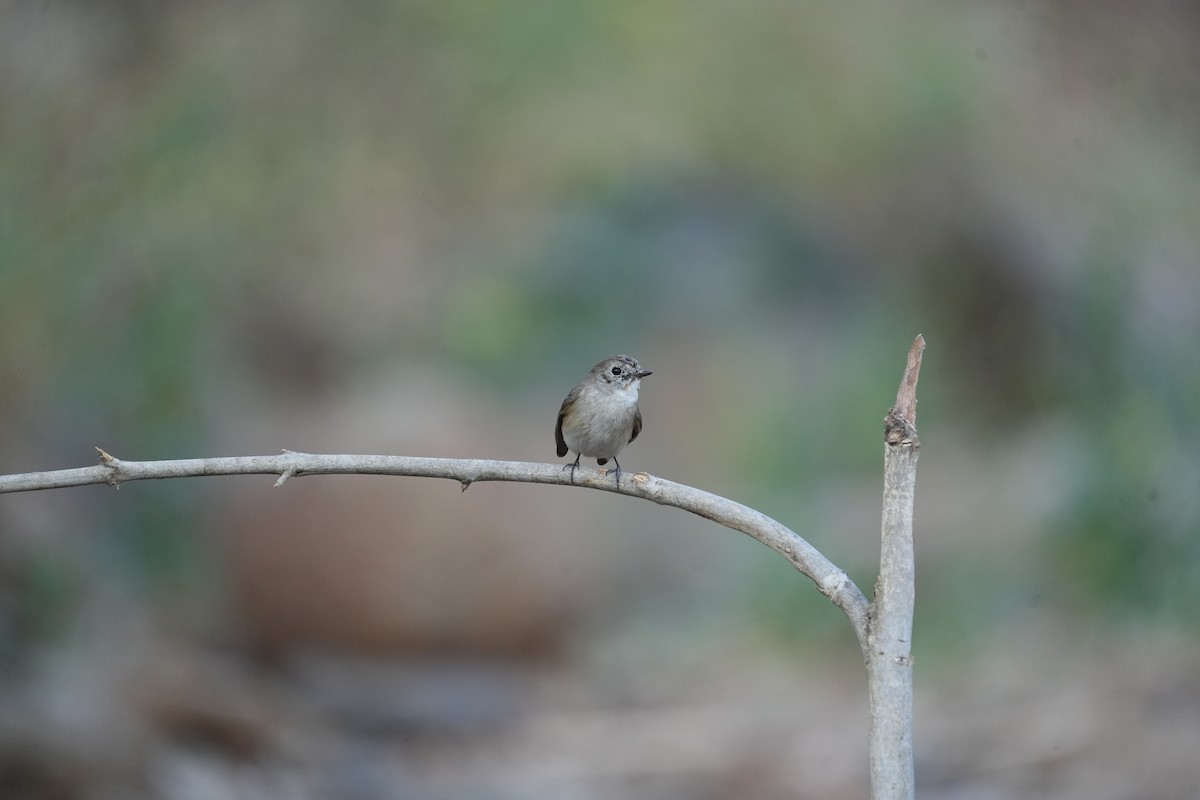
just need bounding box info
[561,383,640,458]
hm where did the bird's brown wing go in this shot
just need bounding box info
[555,386,581,457]
[555,414,568,457]
[629,407,642,444]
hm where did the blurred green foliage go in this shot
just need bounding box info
[1,0,1198,655]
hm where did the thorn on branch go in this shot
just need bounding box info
[274,469,296,488]
[95,446,121,488]
[459,467,483,492]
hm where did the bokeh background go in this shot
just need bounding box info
[2,1,1198,798]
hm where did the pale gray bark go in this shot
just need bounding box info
[867,334,924,800]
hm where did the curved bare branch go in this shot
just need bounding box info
[0,448,871,652]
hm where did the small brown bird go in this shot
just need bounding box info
[555,355,652,487]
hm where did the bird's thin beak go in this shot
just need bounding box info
[636,369,653,379]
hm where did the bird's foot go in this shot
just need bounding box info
[605,458,623,490]
[562,455,582,485]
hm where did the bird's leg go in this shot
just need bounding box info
[606,457,622,490]
[561,453,582,485]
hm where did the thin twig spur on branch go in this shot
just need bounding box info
[0,335,925,800]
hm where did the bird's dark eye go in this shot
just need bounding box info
[611,366,621,376]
